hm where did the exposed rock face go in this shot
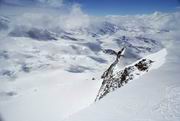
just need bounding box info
[101,48,125,79]
[95,58,154,101]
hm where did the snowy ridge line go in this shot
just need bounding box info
[95,48,167,101]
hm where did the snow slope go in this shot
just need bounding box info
[0,70,102,121]
[0,4,180,121]
[63,30,180,121]
[63,42,180,121]
[0,46,168,121]
[95,48,167,101]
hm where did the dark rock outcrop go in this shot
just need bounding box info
[95,58,154,101]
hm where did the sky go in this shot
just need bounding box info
[67,0,180,15]
[0,0,180,15]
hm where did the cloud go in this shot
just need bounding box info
[1,0,64,7]
[10,2,90,31]
[176,6,180,10]
[1,0,90,30]
[36,0,64,7]
[64,4,90,30]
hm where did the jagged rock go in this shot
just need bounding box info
[95,58,154,101]
[135,59,153,71]
[103,49,117,56]
[101,48,125,79]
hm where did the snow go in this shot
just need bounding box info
[145,48,167,70]
[95,48,167,101]
[0,70,102,121]
[64,40,180,121]
[0,3,180,121]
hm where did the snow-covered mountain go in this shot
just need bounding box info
[0,16,9,31]
[0,11,171,80]
[0,8,180,121]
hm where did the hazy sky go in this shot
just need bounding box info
[0,0,180,15]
